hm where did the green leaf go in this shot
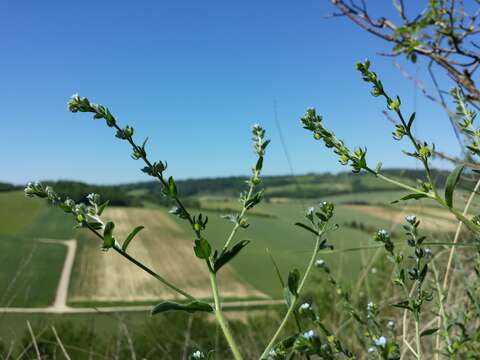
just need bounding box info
[392,300,411,311]
[168,176,177,198]
[194,238,212,259]
[213,240,250,272]
[122,225,145,251]
[103,221,115,249]
[391,193,428,204]
[288,269,300,296]
[294,222,318,235]
[283,287,295,307]
[151,301,213,315]
[420,327,439,337]
[162,176,178,198]
[445,165,464,208]
[87,221,103,230]
[97,200,110,216]
[407,112,416,130]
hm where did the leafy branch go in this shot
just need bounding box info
[301,61,480,234]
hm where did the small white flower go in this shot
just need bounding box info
[387,320,395,329]
[268,348,276,357]
[375,336,387,347]
[405,214,417,224]
[378,229,388,236]
[367,302,374,311]
[315,259,325,268]
[368,347,375,353]
[299,302,311,311]
[303,330,315,339]
[371,267,377,274]
[192,350,202,359]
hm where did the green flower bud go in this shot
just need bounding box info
[418,145,432,159]
[371,86,382,97]
[387,98,401,112]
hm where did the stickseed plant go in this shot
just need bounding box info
[24,58,480,359]
[25,94,341,360]
[301,59,480,234]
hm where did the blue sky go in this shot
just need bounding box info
[1,1,459,184]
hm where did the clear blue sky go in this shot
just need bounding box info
[1,1,459,184]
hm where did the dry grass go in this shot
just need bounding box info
[69,207,266,303]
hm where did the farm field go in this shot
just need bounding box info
[69,207,265,305]
[0,184,468,308]
[0,192,74,307]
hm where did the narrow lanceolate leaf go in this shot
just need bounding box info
[193,238,212,259]
[294,222,318,235]
[213,240,250,273]
[445,165,464,208]
[122,226,145,251]
[407,112,416,130]
[151,301,213,315]
[103,221,115,249]
[391,193,428,204]
[283,287,295,307]
[97,200,110,216]
[287,269,300,296]
[420,327,439,337]
[168,176,177,198]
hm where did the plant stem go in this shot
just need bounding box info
[259,232,323,359]
[86,224,196,301]
[431,261,452,357]
[365,167,429,196]
[113,245,196,301]
[223,183,255,250]
[209,272,243,360]
[415,318,422,360]
[366,166,480,234]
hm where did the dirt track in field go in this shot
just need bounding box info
[69,207,266,303]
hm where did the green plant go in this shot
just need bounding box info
[25,94,341,359]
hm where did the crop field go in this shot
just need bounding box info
[0,186,469,308]
[69,207,266,305]
[0,192,73,307]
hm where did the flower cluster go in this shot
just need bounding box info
[300,108,368,173]
[374,229,394,256]
[451,87,480,157]
[68,94,116,127]
[356,60,402,113]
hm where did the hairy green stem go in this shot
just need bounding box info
[366,165,480,234]
[431,262,452,357]
[365,167,429,196]
[115,124,201,239]
[209,272,244,360]
[223,183,255,250]
[415,318,422,360]
[259,232,323,359]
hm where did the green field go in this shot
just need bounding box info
[0,184,464,307]
[0,192,75,307]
